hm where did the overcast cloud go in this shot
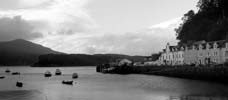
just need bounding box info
[0,16,42,41]
[34,18,179,55]
[0,0,194,55]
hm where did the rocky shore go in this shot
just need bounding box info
[97,65,228,84]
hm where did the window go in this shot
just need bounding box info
[206,44,210,49]
[214,51,218,56]
[226,51,228,57]
[199,53,203,57]
[214,43,217,49]
[199,45,202,50]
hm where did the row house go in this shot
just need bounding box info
[159,40,228,66]
[184,40,228,65]
[159,43,184,66]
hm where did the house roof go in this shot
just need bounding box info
[184,40,228,49]
[160,40,228,53]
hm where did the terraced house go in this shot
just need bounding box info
[158,40,228,66]
[159,43,184,66]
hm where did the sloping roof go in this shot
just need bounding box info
[169,46,176,50]
[185,40,228,49]
[216,40,227,48]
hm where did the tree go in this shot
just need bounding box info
[175,0,228,44]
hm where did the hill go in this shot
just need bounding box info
[32,54,145,67]
[176,0,228,44]
[0,39,145,66]
[0,39,61,66]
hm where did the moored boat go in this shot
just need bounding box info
[62,80,74,85]
[0,76,5,79]
[16,81,23,87]
[55,69,62,75]
[12,72,20,75]
[5,68,10,73]
[44,71,52,77]
[72,73,78,79]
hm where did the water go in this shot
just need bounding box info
[0,66,228,100]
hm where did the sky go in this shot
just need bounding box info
[0,0,198,56]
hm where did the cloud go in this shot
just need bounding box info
[0,0,181,55]
[0,0,50,10]
[0,16,42,41]
[0,0,96,35]
[33,18,180,56]
[0,0,21,10]
[150,17,181,29]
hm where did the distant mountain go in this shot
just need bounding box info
[0,39,61,66]
[0,39,145,66]
[33,54,145,67]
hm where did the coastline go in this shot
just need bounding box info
[97,65,228,84]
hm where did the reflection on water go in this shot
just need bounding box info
[0,67,228,100]
[0,90,46,100]
[170,96,228,100]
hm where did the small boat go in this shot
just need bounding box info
[55,69,62,75]
[12,72,20,75]
[5,69,10,73]
[44,71,52,77]
[16,81,23,87]
[0,76,5,79]
[72,73,78,79]
[62,80,74,85]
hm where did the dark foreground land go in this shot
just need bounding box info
[97,65,228,84]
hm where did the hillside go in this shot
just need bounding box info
[0,39,145,66]
[0,39,61,66]
[176,0,228,44]
[32,54,145,67]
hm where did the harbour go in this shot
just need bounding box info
[0,66,228,100]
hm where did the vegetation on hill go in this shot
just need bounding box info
[0,39,61,66]
[0,39,144,66]
[32,54,145,67]
[176,0,228,44]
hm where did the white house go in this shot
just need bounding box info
[159,40,228,66]
[117,59,132,66]
[158,43,184,66]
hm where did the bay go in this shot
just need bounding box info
[0,66,227,100]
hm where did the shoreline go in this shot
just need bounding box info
[97,65,228,84]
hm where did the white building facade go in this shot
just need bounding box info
[159,43,184,66]
[158,40,228,66]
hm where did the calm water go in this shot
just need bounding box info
[0,66,228,100]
